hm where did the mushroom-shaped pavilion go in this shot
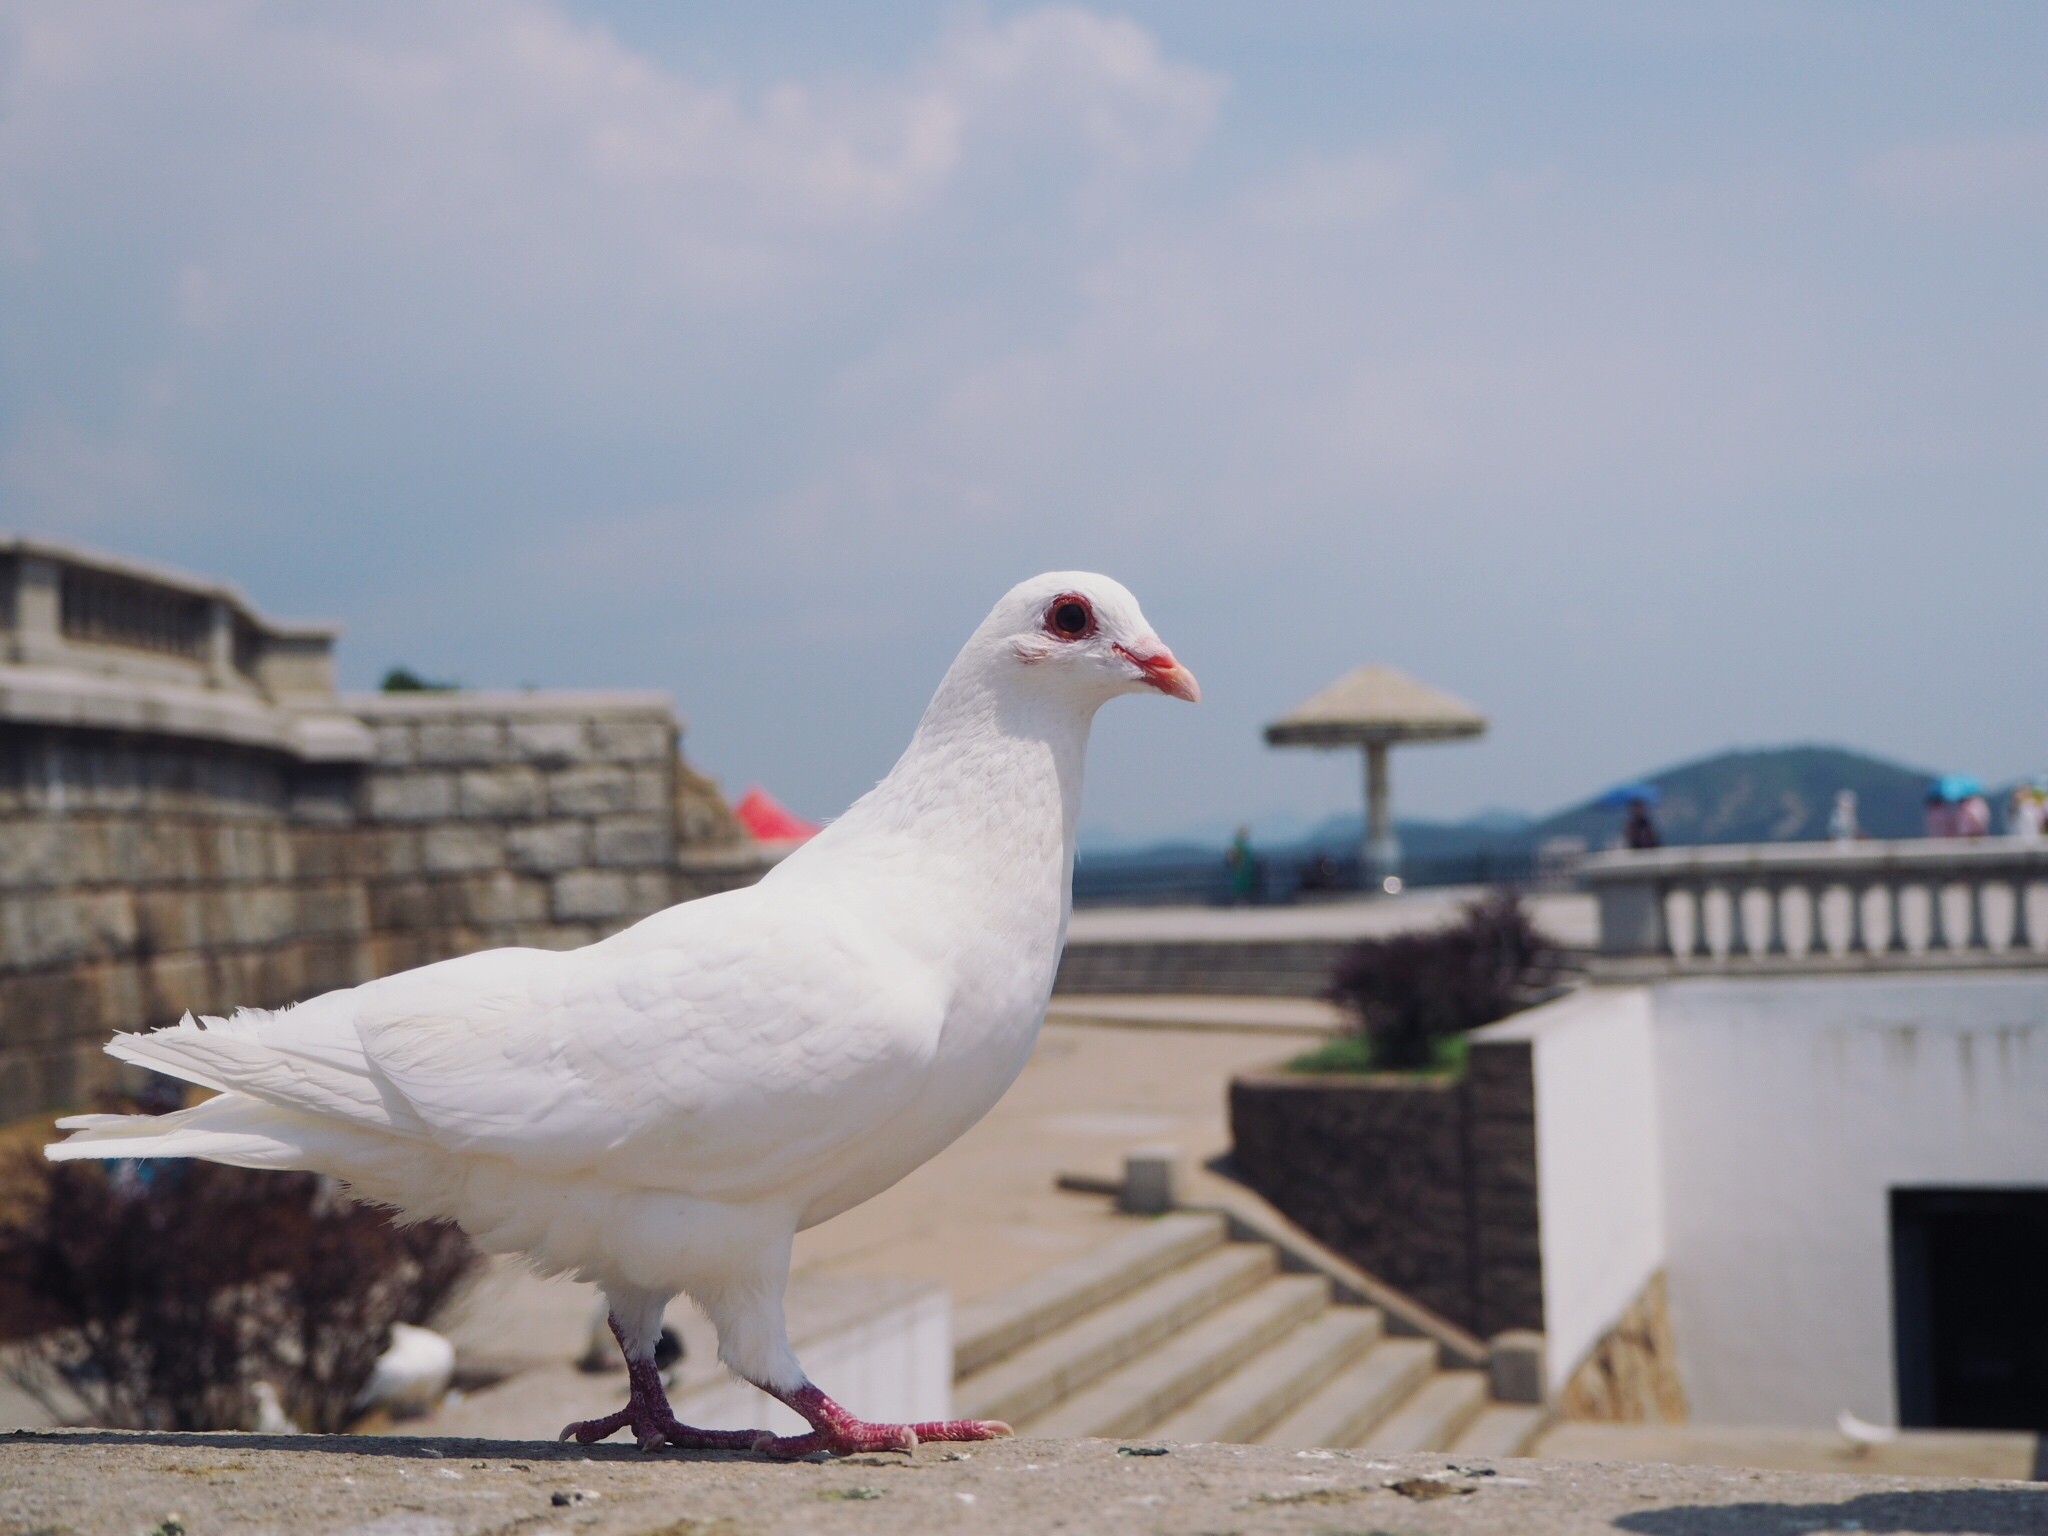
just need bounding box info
[1264,664,1487,892]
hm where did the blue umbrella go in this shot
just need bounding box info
[1930,774,1983,803]
[1595,782,1662,810]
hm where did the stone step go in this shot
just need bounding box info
[1355,1369,1490,1454]
[953,1211,1226,1378]
[954,1242,1276,1426]
[1255,1336,1437,1449]
[1147,1305,1385,1445]
[1025,1274,1332,1440]
[1447,1403,1550,1459]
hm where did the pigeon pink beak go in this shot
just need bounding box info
[1116,643,1201,702]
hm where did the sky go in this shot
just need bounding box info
[2,3,2044,845]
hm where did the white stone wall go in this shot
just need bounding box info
[1651,972,2048,1427]
[1511,971,2048,1424]
[1475,986,1666,1398]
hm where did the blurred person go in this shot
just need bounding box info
[2009,782,2047,841]
[1225,825,1258,904]
[1624,797,1661,850]
[1829,789,1860,842]
[1957,793,1992,838]
[1924,787,1958,838]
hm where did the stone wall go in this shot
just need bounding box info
[1557,1269,1689,1423]
[1054,938,1352,997]
[346,693,682,969]
[0,693,770,1123]
[1227,1037,1542,1340]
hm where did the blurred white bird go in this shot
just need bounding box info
[1836,1408,1899,1450]
[249,1380,299,1436]
[50,573,1197,1458]
[355,1322,457,1418]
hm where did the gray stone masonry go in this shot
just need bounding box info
[1229,1034,1543,1341]
[0,693,781,1122]
[4,1433,2041,1536]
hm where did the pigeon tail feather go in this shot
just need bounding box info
[49,1092,319,1170]
[97,998,428,1137]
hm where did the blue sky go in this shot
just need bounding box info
[2,3,2044,842]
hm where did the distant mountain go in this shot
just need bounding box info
[1531,745,1935,847]
[1085,745,1946,860]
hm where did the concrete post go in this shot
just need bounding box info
[1596,879,1668,955]
[1487,1329,1548,1404]
[1363,739,1398,890]
[205,599,236,688]
[1119,1147,1178,1215]
[12,556,63,667]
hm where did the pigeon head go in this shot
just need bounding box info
[985,571,1199,705]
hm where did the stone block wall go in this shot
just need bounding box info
[345,694,683,969]
[1557,1269,1689,1423]
[1227,1036,1543,1340]
[0,693,772,1123]
[0,728,358,1119]
[1054,939,1351,997]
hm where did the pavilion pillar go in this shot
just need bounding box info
[1363,739,1399,890]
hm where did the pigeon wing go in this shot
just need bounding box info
[353,889,947,1198]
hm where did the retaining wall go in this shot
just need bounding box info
[1227,1037,1542,1339]
[0,693,770,1122]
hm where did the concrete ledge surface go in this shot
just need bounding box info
[5,1431,2043,1536]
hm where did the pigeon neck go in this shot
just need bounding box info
[849,662,1096,857]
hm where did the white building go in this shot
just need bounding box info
[1499,844,2048,1430]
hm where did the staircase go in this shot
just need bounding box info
[952,1210,1548,1455]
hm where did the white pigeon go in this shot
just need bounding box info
[50,572,1197,1458]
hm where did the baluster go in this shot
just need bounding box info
[1966,880,1991,951]
[1886,876,1910,953]
[1765,881,1788,956]
[1928,880,1951,952]
[2013,877,2036,953]
[1727,881,1750,958]
[1807,881,1830,957]
[1847,883,1870,955]
[1689,882,1714,959]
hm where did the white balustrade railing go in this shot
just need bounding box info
[1583,840,2048,967]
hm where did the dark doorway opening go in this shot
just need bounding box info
[1892,1187,2048,1430]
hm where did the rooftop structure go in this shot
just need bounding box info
[0,534,369,760]
[1264,664,1486,890]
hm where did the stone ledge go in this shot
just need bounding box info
[3,1434,2040,1536]
[0,666,373,763]
[343,690,676,718]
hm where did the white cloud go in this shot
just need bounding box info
[1857,134,2048,216]
[1246,144,1429,231]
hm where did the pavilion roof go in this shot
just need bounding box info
[1264,664,1487,748]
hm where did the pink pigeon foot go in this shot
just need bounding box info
[559,1321,762,1452]
[749,1382,1014,1460]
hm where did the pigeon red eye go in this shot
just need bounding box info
[1046,597,1094,639]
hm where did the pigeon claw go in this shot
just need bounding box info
[750,1382,1012,1459]
[557,1405,760,1453]
[560,1408,633,1445]
[912,1416,1013,1445]
[752,1421,917,1460]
